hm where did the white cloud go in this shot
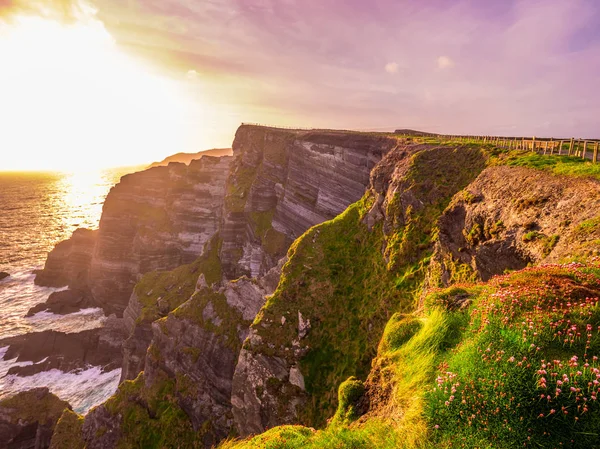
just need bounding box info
[437,56,454,69]
[385,62,399,74]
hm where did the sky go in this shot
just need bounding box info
[0,0,599,169]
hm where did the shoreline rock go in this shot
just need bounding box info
[25,289,98,317]
[0,387,70,449]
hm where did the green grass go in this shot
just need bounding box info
[135,238,222,323]
[219,421,400,449]
[495,151,600,180]
[224,262,600,449]
[50,409,84,449]
[425,264,600,448]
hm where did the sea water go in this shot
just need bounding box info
[0,167,140,413]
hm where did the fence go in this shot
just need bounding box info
[406,134,600,163]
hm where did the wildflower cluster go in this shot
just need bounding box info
[426,262,600,448]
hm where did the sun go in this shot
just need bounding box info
[0,12,190,171]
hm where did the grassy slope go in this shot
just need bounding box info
[222,262,600,449]
[247,146,487,427]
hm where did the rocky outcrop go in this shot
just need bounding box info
[26,290,97,317]
[429,165,600,286]
[36,156,231,316]
[0,388,69,449]
[231,145,488,435]
[116,128,399,384]
[79,260,285,448]
[0,319,125,376]
[34,228,97,288]
[0,272,9,281]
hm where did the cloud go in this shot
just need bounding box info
[0,0,88,22]
[186,69,198,79]
[385,62,399,74]
[437,56,454,69]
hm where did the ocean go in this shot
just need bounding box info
[0,166,141,413]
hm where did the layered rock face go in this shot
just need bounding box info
[429,165,600,286]
[0,388,69,449]
[220,126,397,279]
[34,228,97,289]
[118,127,399,384]
[74,127,400,448]
[36,156,231,316]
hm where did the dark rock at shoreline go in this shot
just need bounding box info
[0,319,125,377]
[0,272,9,281]
[0,387,69,449]
[26,290,98,317]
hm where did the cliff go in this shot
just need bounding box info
[36,156,231,316]
[41,130,600,449]
[73,127,399,448]
[147,148,233,168]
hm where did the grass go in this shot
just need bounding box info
[426,263,600,448]
[135,238,222,323]
[494,151,600,181]
[219,421,400,449]
[50,409,85,449]
[224,262,600,449]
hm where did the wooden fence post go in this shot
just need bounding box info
[569,138,574,156]
[594,142,599,164]
[583,141,588,160]
[549,138,554,155]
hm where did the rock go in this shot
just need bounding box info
[428,165,600,287]
[35,228,97,288]
[219,126,398,280]
[0,272,9,281]
[289,366,305,390]
[49,409,84,449]
[0,388,70,449]
[298,311,310,339]
[37,157,231,317]
[25,289,97,317]
[0,324,125,377]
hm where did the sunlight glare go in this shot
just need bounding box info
[0,13,191,171]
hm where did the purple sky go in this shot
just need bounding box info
[3,0,600,141]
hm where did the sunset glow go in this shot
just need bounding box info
[0,12,189,171]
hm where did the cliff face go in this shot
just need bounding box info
[67,126,399,449]
[35,228,97,289]
[0,388,69,449]
[36,156,231,316]
[231,145,488,434]
[219,126,397,280]
[428,165,600,287]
